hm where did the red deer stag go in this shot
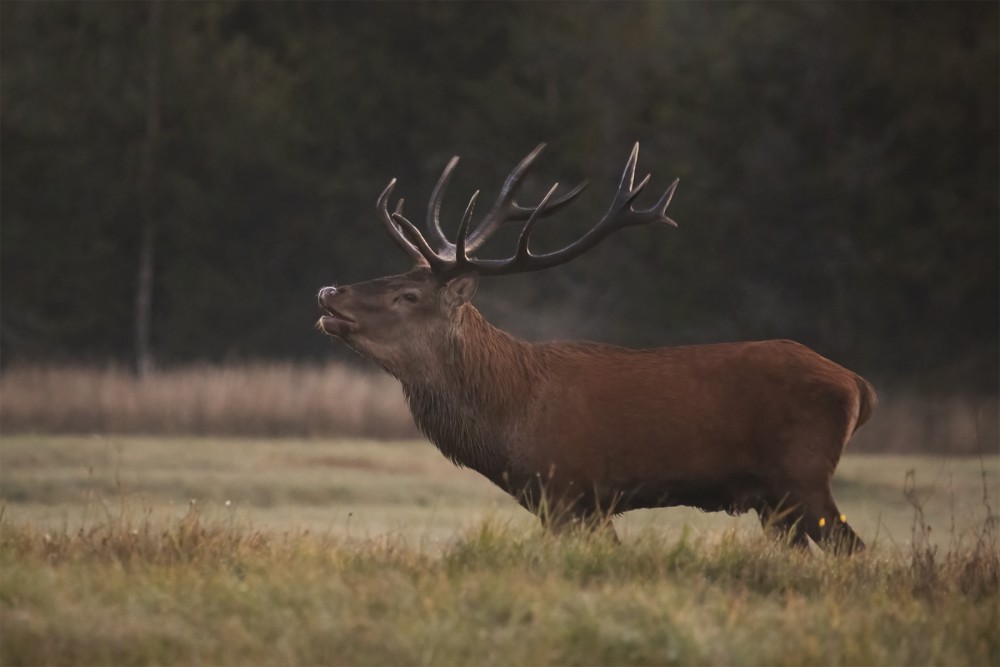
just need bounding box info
[317,144,875,552]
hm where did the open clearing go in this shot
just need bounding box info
[1,435,998,665]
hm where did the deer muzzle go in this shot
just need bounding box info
[317,286,357,336]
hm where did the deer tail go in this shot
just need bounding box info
[852,375,878,434]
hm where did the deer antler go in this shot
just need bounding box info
[376,143,677,278]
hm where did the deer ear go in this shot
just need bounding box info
[443,274,478,309]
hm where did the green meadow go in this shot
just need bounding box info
[1,435,997,666]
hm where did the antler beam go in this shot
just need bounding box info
[376,143,678,278]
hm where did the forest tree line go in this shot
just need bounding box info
[2,2,997,393]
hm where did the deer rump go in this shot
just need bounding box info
[317,143,875,553]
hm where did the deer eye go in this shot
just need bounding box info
[396,291,420,304]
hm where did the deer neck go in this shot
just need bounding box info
[400,305,538,480]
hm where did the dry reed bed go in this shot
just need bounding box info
[852,391,998,455]
[0,364,995,453]
[0,363,416,439]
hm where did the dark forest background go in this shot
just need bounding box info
[2,1,997,394]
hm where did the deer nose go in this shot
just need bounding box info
[318,286,340,309]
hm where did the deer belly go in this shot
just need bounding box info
[518,399,766,513]
[605,473,767,514]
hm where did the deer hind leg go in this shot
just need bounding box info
[799,490,866,555]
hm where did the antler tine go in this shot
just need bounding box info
[422,145,588,255]
[426,156,460,254]
[626,173,652,207]
[390,210,452,272]
[616,142,641,202]
[514,183,561,259]
[463,143,546,252]
[655,178,681,227]
[504,179,590,222]
[453,190,480,269]
[376,180,426,266]
[465,143,679,276]
[377,179,457,271]
[465,177,590,254]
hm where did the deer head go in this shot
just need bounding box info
[317,143,678,376]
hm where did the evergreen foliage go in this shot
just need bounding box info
[2,2,996,391]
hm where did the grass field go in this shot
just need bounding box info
[1,435,998,665]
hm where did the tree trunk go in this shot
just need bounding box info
[134,0,162,379]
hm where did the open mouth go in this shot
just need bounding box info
[321,306,355,324]
[317,305,356,336]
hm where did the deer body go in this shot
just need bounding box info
[318,144,874,552]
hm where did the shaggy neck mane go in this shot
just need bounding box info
[399,305,539,481]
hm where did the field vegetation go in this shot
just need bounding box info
[1,429,998,666]
[2,509,997,667]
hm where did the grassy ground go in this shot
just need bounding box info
[1,435,996,547]
[1,435,998,665]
